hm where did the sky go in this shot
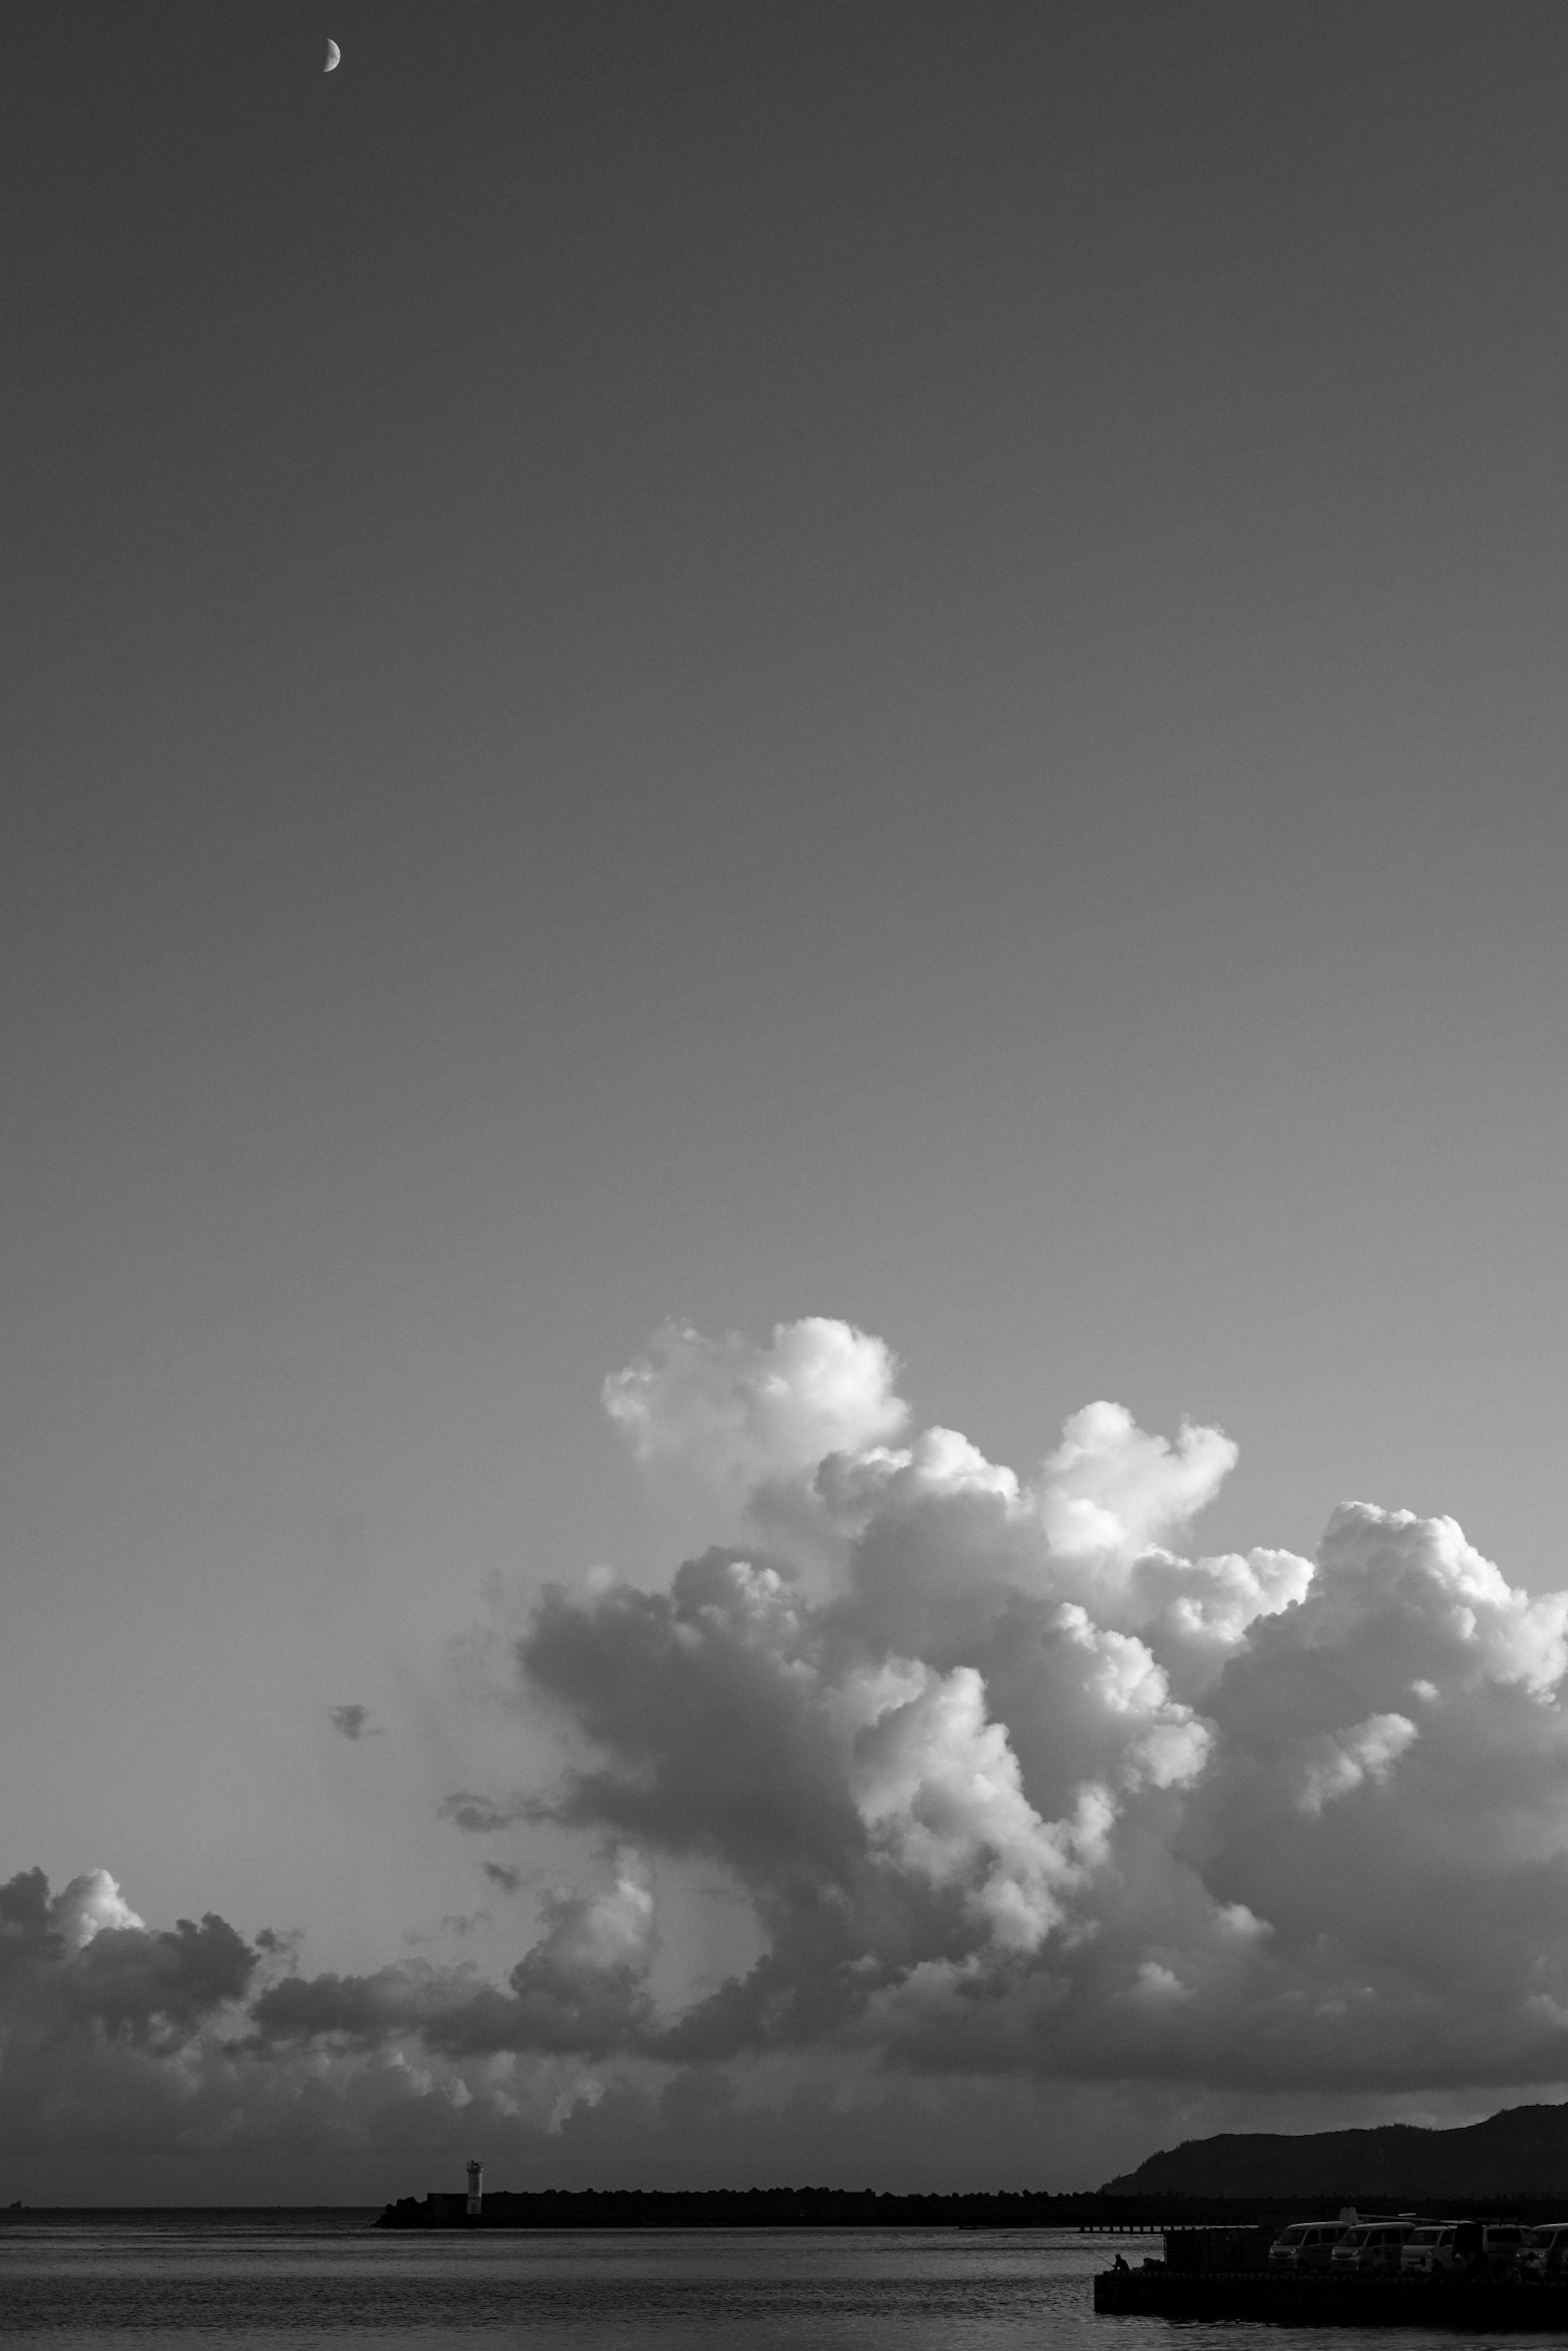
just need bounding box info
[3,0,1568,2201]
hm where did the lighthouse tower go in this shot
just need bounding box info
[466,2159,483,2218]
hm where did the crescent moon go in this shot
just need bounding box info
[324,39,341,71]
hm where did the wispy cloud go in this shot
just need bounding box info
[438,1791,536,1833]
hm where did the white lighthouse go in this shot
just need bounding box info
[466,2159,483,2217]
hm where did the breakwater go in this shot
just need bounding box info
[376,2187,1264,2229]
[377,2187,1568,2231]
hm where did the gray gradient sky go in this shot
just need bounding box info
[4,0,1568,2195]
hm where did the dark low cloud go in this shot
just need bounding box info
[483,1863,525,1893]
[329,1704,379,1741]
[62,1912,256,2039]
[0,1868,257,2049]
[252,1854,655,2059]
[0,1863,1253,2195]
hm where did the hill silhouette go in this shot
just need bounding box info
[1102,2102,1568,2200]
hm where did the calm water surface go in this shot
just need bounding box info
[4,2216,1566,2351]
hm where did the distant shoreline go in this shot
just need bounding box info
[0,2207,382,2222]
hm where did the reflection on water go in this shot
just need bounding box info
[1,2217,1559,2350]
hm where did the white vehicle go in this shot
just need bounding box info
[1401,2221,1523,2277]
[1401,2223,1471,2276]
[1269,2222,1349,2272]
[1329,2221,1416,2275]
[1518,2222,1568,2280]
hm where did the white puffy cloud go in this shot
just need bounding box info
[521,1849,655,1992]
[1040,1400,1238,1560]
[847,1661,1093,1952]
[1295,1711,1419,1816]
[53,1867,147,1950]
[602,1319,907,1496]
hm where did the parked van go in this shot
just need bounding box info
[1401,2222,1522,2277]
[1478,2224,1528,2275]
[1401,2223,1470,2276]
[1269,2222,1348,2271]
[1518,2222,1568,2280]
[1329,2221,1416,2275]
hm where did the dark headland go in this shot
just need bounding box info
[1102,2099,1568,2203]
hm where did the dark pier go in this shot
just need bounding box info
[1094,2266,1568,2329]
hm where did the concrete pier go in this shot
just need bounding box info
[1094,2265,1568,2329]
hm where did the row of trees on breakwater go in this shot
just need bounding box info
[376,2187,1446,2230]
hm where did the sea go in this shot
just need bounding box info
[2,2214,1562,2351]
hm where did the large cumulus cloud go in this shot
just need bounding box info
[15,1316,1568,2192]
[500,1319,1568,2093]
